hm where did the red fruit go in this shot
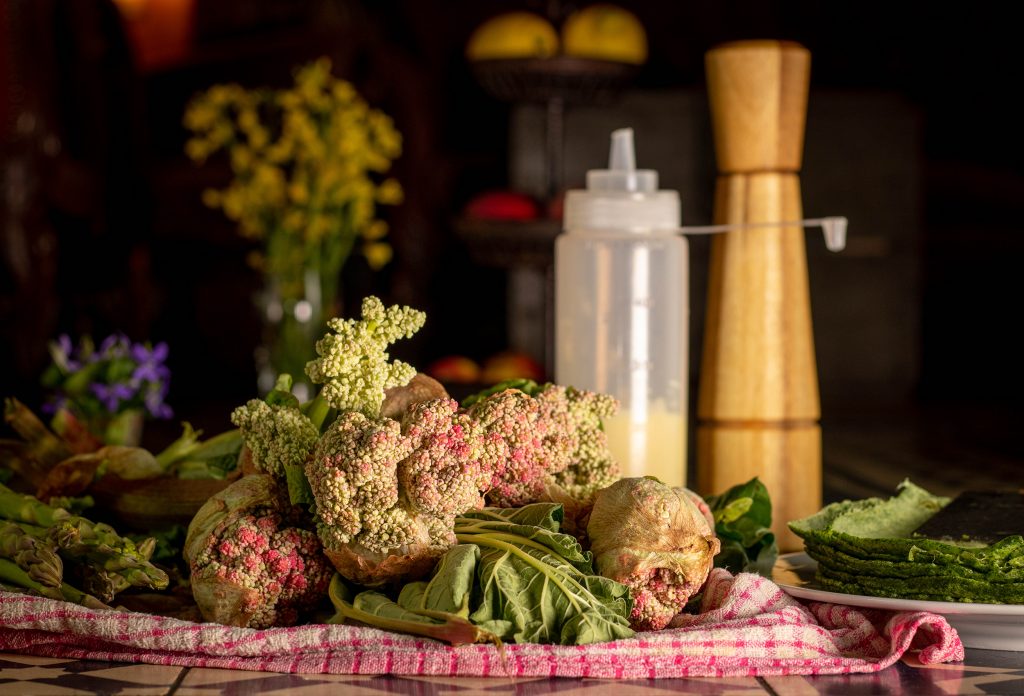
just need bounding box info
[481,351,545,384]
[427,356,482,384]
[464,191,540,221]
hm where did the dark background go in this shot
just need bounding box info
[1,0,1021,476]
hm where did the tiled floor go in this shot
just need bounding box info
[2,651,1024,695]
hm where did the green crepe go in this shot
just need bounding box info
[789,481,1024,604]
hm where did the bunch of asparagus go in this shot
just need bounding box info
[0,483,168,609]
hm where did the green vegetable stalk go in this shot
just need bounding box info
[0,482,168,600]
[0,521,62,587]
[328,575,498,647]
[0,558,109,609]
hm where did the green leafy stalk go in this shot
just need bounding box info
[453,504,634,645]
[327,575,498,646]
[461,379,544,408]
[155,422,203,469]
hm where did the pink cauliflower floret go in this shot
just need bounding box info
[307,412,414,555]
[466,389,574,507]
[186,476,333,629]
[307,406,496,586]
[193,510,330,628]
[399,398,493,522]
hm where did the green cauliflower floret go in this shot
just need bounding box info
[231,399,318,477]
[305,296,426,417]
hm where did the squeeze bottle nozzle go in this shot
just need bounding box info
[586,128,659,193]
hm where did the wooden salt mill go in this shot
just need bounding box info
[697,40,819,551]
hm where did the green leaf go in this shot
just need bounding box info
[328,575,498,646]
[285,465,315,506]
[398,544,478,618]
[460,379,544,408]
[705,478,778,577]
[459,502,563,532]
[454,511,633,645]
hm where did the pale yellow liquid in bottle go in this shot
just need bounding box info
[602,406,687,487]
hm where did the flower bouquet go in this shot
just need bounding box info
[41,334,173,446]
[183,58,403,397]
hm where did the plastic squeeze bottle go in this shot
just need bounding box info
[555,128,689,487]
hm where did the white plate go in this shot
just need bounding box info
[773,552,1024,651]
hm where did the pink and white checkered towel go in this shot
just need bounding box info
[0,569,963,679]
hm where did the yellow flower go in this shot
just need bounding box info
[230,145,254,172]
[376,179,403,205]
[185,138,210,163]
[288,181,309,205]
[183,57,405,279]
[363,242,393,270]
[200,188,222,208]
[363,220,388,240]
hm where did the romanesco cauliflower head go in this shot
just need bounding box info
[230,399,319,477]
[305,296,425,417]
[185,475,333,629]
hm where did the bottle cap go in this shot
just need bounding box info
[564,128,680,232]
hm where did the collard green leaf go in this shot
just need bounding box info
[328,575,497,646]
[398,544,478,617]
[460,502,563,532]
[454,512,633,645]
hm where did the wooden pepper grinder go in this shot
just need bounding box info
[697,40,819,551]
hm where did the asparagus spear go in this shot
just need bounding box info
[0,521,63,587]
[1,484,168,593]
[0,558,109,609]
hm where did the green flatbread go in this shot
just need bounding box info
[789,481,1024,605]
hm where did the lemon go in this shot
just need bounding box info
[466,12,559,61]
[562,4,648,65]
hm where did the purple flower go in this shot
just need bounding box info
[143,383,173,419]
[90,382,136,413]
[94,334,130,362]
[130,342,170,385]
[41,395,68,416]
[51,334,81,372]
